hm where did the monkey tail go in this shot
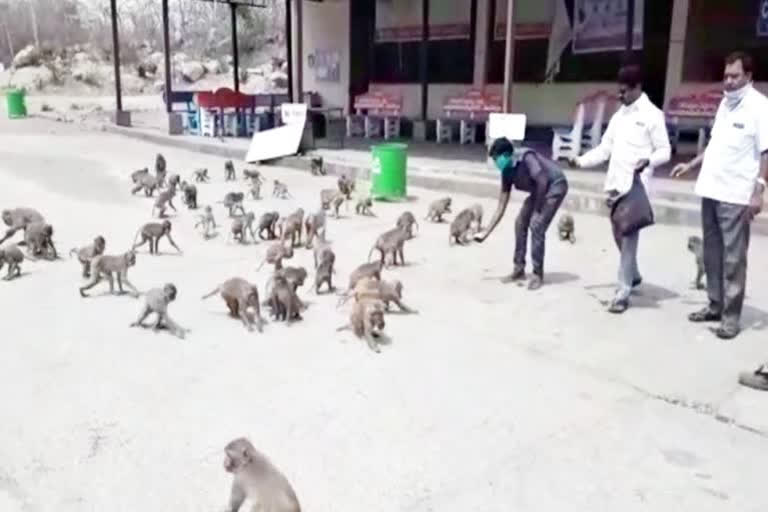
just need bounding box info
[131,227,143,248]
[201,286,220,300]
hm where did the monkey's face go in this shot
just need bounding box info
[164,284,178,301]
[43,225,53,237]
[1,211,11,226]
[94,236,106,251]
[246,289,260,310]
[125,251,137,266]
[687,236,702,252]
[162,220,172,231]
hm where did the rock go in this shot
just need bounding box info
[8,66,54,90]
[173,52,189,65]
[270,71,288,90]
[203,59,221,75]
[136,60,158,79]
[149,52,164,68]
[153,81,165,93]
[12,45,41,69]
[72,61,102,86]
[72,52,91,65]
[121,74,146,94]
[180,61,205,83]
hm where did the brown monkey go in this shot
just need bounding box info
[166,173,181,189]
[154,153,167,187]
[310,157,325,176]
[151,184,178,218]
[351,277,415,313]
[338,174,355,199]
[469,203,484,230]
[448,208,477,246]
[337,261,384,307]
[79,251,139,297]
[131,173,159,197]
[337,298,387,353]
[688,235,705,290]
[222,192,246,217]
[280,209,304,248]
[313,241,334,269]
[202,278,266,332]
[224,159,237,181]
[368,226,409,266]
[558,213,576,244]
[258,212,280,240]
[130,283,188,339]
[0,244,34,280]
[243,168,262,181]
[267,274,304,323]
[304,210,326,249]
[275,266,308,292]
[273,180,291,199]
[222,437,301,512]
[130,167,149,184]
[320,189,339,210]
[181,181,198,210]
[69,235,106,278]
[355,197,375,216]
[21,222,57,259]
[195,206,217,239]
[314,246,336,294]
[132,220,182,255]
[425,197,452,222]
[257,243,294,271]
[396,211,419,239]
[0,207,45,244]
[193,168,210,183]
[249,177,262,200]
[230,212,257,244]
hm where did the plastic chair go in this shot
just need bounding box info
[582,97,607,151]
[551,103,585,161]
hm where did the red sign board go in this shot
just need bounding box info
[442,89,503,119]
[665,89,722,118]
[353,91,403,114]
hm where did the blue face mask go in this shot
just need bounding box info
[494,154,512,173]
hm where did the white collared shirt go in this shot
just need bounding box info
[695,85,768,205]
[576,92,671,195]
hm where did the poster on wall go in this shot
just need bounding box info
[572,0,643,54]
[375,0,472,42]
[494,0,554,40]
[308,50,340,82]
[758,0,768,37]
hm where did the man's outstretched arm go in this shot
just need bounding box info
[474,190,510,242]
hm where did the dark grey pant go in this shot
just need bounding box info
[514,180,568,276]
[701,197,750,328]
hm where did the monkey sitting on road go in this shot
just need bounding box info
[469,203,484,230]
[20,222,58,259]
[130,167,149,184]
[195,206,217,239]
[266,274,304,323]
[448,208,478,246]
[257,242,294,271]
[222,437,301,512]
[258,212,280,241]
[273,180,291,199]
[151,184,178,218]
[130,283,188,339]
[222,192,246,217]
[132,220,182,255]
[337,298,387,353]
[313,245,336,294]
[131,173,159,197]
[181,181,198,210]
[0,207,45,245]
[224,159,237,181]
[193,168,210,183]
[202,278,266,332]
[368,226,409,266]
[310,157,325,176]
[687,235,705,290]
[355,197,375,216]
[69,235,106,278]
[79,251,139,298]
[230,212,257,244]
[0,244,34,281]
[558,213,576,244]
[396,211,419,239]
[425,197,452,222]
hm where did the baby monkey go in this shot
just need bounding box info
[69,235,106,278]
[224,160,237,181]
[687,235,705,290]
[273,180,291,199]
[130,283,188,339]
[195,206,217,239]
[193,168,210,183]
[558,213,576,244]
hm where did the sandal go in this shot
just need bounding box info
[688,308,721,323]
[738,366,768,391]
[501,267,526,284]
[714,325,740,340]
[608,299,629,314]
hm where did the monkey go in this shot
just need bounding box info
[243,168,262,182]
[202,278,266,332]
[69,235,106,278]
[337,298,387,353]
[320,189,338,211]
[425,197,452,222]
[557,213,576,244]
[396,211,419,239]
[222,192,246,217]
[313,241,334,269]
[273,180,291,199]
[275,266,308,293]
[330,194,346,219]
[230,212,257,244]
[249,177,262,200]
[304,210,326,249]
[132,220,182,255]
[257,242,294,271]
[130,283,188,339]
[449,208,477,246]
[20,222,57,259]
[130,167,149,184]
[131,173,159,197]
[368,226,409,266]
[687,235,705,290]
[151,183,178,218]
[310,156,325,176]
[355,197,375,217]
[258,212,280,241]
[280,209,304,248]
[222,437,301,512]
[193,168,210,183]
[314,245,336,294]
[469,203,484,230]
[338,174,355,199]
[154,153,167,188]
[79,251,139,298]
[349,277,416,313]
[0,244,34,280]
[224,159,237,181]
[181,181,198,210]
[166,173,181,189]
[337,260,384,307]
[195,205,217,239]
[267,274,304,323]
[0,207,45,245]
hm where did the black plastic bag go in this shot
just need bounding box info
[610,175,655,237]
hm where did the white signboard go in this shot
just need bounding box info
[245,123,305,163]
[280,103,308,126]
[572,0,643,54]
[488,113,527,142]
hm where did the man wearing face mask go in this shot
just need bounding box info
[473,137,568,290]
[672,52,768,340]
[570,64,671,314]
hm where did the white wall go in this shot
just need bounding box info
[300,0,350,113]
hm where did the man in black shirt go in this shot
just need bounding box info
[474,137,569,290]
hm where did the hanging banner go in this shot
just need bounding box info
[572,0,643,54]
[758,0,768,37]
[375,0,472,42]
[494,0,554,40]
[545,0,572,81]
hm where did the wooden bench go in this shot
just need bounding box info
[438,89,502,144]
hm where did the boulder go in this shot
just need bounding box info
[149,52,165,68]
[121,74,146,94]
[72,61,102,86]
[12,45,41,69]
[203,59,221,75]
[72,52,91,65]
[8,66,54,90]
[180,61,205,83]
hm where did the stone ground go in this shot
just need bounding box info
[1,115,767,512]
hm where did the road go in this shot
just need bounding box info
[0,117,767,512]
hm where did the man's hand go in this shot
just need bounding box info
[671,162,691,178]
[634,159,650,173]
[746,186,764,222]
[473,231,487,243]
[605,190,620,209]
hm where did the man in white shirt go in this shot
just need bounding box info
[672,52,767,341]
[571,65,671,313]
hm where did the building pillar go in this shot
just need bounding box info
[663,0,690,106]
[293,0,304,102]
[473,0,491,87]
[501,0,515,112]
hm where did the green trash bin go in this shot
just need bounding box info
[6,89,27,119]
[371,143,408,200]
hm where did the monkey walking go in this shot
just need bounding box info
[368,227,409,266]
[79,251,139,298]
[337,298,387,353]
[130,283,188,339]
[355,197,375,216]
[343,276,416,313]
[131,173,159,197]
[132,220,182,255]
[131,167,149,184]
[249,176,262,200]
[310,157,325,176]
[425,197,452,222]
[69,235,106,278]
[193,168,210,183]
[151,184,178,218]
[222,437,301,512]
[273,180,291,199]
[448,208,478,246]
[195,206,217,239]
[257,212,280,241]
[304,210,326,249]
[558,213,576,244]
[396,211,419,239]
[224,160,237,181]
[0,244,35,280]
[180,181,198,210]
[202,277,266,332]
[256,243,294,272]
[687,235,705,290]
[230,212,258,244]
[221,192,246,217]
